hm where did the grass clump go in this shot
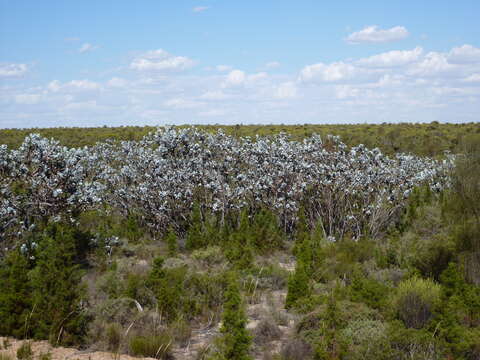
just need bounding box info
[393,277,441,329]
[129,333,173,359]
[16,342,33,360]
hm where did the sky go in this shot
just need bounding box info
[1,1,479,128]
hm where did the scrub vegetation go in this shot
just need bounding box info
[0,125,479,359]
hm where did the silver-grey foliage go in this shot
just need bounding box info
[0,127,454,246]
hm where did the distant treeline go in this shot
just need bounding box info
[1,122,479,156]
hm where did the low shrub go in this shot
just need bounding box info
[340,319,390,360]
[191,246,225,266]
[38,352,52,360]
[393,277,441,329]
[129,333,173,359]
[105,323,122,351]
[280,338,312,360]
[16,342,33,360]
[253,317,282,345]
[0,354,13,360]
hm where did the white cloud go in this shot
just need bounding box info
[4,43,480,128]
[265,61,281,69]
[47,79,101,92]
[216,65,233,72]
[198,109,227,117]
[192,6,209,13]
[407,52,455,77]
[199,90,231,100]
[107,77,128,87]
[357,47,423,68]
[130,49,195,72]
[299,62,359,83]
[224,70,246,87]
[346,25,409,44]
[15,94,41,104]
[448,44,480,64]
[275,82,297,99]
[462,74,480,83]
[163,98,202,109]
[222,70,268,87]
[78,43,99,53]
[0,63,28,78]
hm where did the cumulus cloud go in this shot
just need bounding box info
[407,52,456,77]
[356,47,423,68]
[275,82,297,99]
[346,25,409,44]
[47,79,101,92]
[299,62,360,83]
[222,70,268,88]
[0,63,28,78]
[78,43,99,53]
[107,77,128,87]
[223,70,246,87]
[448,44,480,64]
[130,49,195,72]
[4,43,480,128]
[192,6,209,13]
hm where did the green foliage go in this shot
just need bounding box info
[147,257,186,322]
[340,320,390,360]
[128,333,172,359]
[29,223,90,345]
[104,323,122,352]
[393,277,441,329]
[191,245,225,266]
[0,250,32,338]
[16,342,33,360]
[225,210,254,269]
[285,262,310,310]
[349,271,390,310]
[249,208,284,253]
[217,272,252,360]
[186,202,206,251]
[2,123,478,157]
[38,352,52,360]
[165,227,178,257]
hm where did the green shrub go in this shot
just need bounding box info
[349,272,390,310]
[129,333,172,359]
[38,352,52,360]
[29,223,90,345]
[393,277,441,329]
[216,272,252,360]
[165,227,178,257]
[147,257,187,323]
[0,250,32,338]
[191,246,225,266]
[16,342,33,360]
[105,323,122,352]
[285,262,310,310]
[340,320,390,360]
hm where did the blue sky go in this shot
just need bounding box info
[1,0,479,128]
